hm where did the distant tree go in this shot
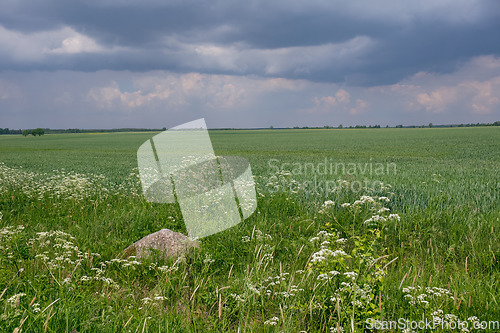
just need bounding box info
[31,128,45,136]
[269,125,274,129]
[493,121,500,126]
[338,124,343,129]
[22,130,29,136]
[396,125,403,128]
[429,122,433,128]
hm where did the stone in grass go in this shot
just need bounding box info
[121,229,198,260]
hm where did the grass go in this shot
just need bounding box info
[0,127,499,332]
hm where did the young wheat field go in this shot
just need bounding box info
[0,127,499,332]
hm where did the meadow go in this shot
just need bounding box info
[0,127,499,332]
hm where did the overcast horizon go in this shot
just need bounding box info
[1,0,500,129]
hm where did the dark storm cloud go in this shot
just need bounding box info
[1,0,499,85]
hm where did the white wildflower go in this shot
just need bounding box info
[377,207,390,213]
[264,317,279,326]
[230,293,245,303]
[203,254,215,265]
[7,293,26,307]
[388,213,401,221]
[31,303,41,313]
[322,200,335,207]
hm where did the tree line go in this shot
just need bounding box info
[0,128,45,136]
[1,121,499,135]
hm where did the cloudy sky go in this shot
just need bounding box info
[1,0,499,129]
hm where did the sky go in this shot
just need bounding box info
[0,0,499,129]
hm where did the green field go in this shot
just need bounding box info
[1,128,499,332]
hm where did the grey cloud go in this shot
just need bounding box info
[0,0,499,86]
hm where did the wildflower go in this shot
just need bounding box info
[332,250,347,257]
[444,314,458,321]
[230,293,245,303]
[203,254,215,265]
[7,293,26,307]
[388,213,401,221]
[322,200,335,207]
[351,299,363,307]
[31,303,41,313]
[364,215,386,225]
[311,248,334,263]
[330,326,344,333]
[341,203,351,208]
[264,317,279,326]
[317,273,330,281]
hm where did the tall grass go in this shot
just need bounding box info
[0,127,499,332]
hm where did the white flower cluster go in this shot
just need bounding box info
[431,310,482,333]
[80,269,117,287]
[246,281,261,296]
[30,230,90,271]
[260,272,305,299]
[330,325,344,332]
[0,162,141,203]
[402,285,454,307]
[203,254,215,265]
[353,195,377,207]
[309,230,334,244]
[317,270,340,281]
[230,293,246,303]
[310,230,348,264]
[7,293,26,308]
[332,281,375,311]
[31,302,41,313]
[264,316,279,326]
[254,228,273,241]
[0,224,25,260]
[141,295,167,305]
[241,235,251,243]
[388,213,401,221]
[263,272,289,287]
[319,200,335,213]
[363,214,387,225]
[156,257,184,273]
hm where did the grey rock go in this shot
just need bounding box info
[121,229,198,260]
